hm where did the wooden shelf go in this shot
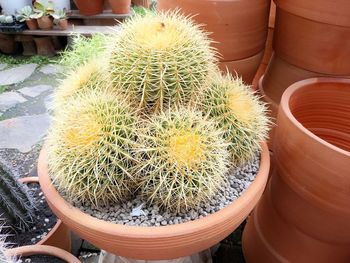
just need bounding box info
[68,10,131,20]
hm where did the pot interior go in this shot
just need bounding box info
[289,81,350,152]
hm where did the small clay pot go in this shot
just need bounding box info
[132,0,150,8]
[26,19,38,30]
[37,15,53,30]
[33,37,56,57]
[108,0,131,14]
[157,0,270,61]
[38,143,270,260]
[0,33,17,54]
[19,177,71,252]
[74,0,104,15]
[58,19,68,30]
[243,78,350,263]
[6,245,79,263]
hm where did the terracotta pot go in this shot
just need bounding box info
[273,8,350,75]
[132,0,150,8]
[74,0,104,15]
[6,245,80,262]
[157,0,270,61]
[108,0,131,14]
[58,19,68,30]
[26,19,38,30]
[243,78,350,262]
[0,34,17,54]
[219,51,264,84]
[37,15,53,30]
[15,35,36,56]
[33,37,56,57]
[19,177,72,252]
[38,143,270,260]
[274,0,350,27]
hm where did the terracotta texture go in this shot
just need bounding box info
[26,19,38,30]
[132,0,150,8]
[219,51,264,84]
[273,8,350,75]
[74,0,104,15]
[243,78,350,263]
[274,0,350,27]
[34,37,56,57]
[157,0,270,61]
[108,0,131,14]
[19,177,72,252]
[58,19,68,30]
[37,15,53,30]
[38,143,270,260]
[6,245,80,263]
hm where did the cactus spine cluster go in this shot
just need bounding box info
[201,72,270,166]
[108,12,217,113]
[0,237,18,263]
[136,108,229,212]
[0,165,35,230]
[47,89,140,206]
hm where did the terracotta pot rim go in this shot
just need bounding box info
[220,50,265,63]
[280,77,350,156]
[18,177,66,246]
[6,245,80,263]
[38,142,270,237]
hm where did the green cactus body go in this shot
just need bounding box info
[202,72,270,166]
[108,11,217,113]
[0,165,35,230]
[136,108,229,212]
[47,90,141,206]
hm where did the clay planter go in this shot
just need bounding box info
[74,0,104,15]
[19,177,72,252]
[219,51,264,84]
[108,0,131,14]
[273,7,350,75]
[0,33,17,54]
[6,245,80,263]
[25,19,38,30]
[34,37,56,56]
[132,0,150,8]
[58,19,68,30]
[37,15,53,30]
[38,143,270,260]
[157,0,270,61]
[243,78,350,262]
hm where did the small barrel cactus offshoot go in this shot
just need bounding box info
[108,11,217,113]
[0,165,35,230]
[136,108,229,212]
[202,72,270,166]
[47,90,140,206]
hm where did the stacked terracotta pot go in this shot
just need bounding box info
[243,78,350,263]
[157,0,271,84]
[259,0,350,138]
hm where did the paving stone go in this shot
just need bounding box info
[0,64,38,86]
[0,92,27,111]
[39,64,63,75]
[18,85,53,98]
[0,64,7,70]
[0,114,51,153]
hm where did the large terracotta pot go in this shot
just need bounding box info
[273,7,350,75]
[108,0,131,14]
[157,0,270,61]
[243,78,350,262]
[38,143,270,260]
[19,177,72,252]
[73,0,104,15]
[6,245,80,263]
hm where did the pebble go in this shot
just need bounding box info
[68,154,260,227]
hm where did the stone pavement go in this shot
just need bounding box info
[0,62,62,178]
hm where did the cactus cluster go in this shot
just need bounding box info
[108,11,216,113]
[48,11,269,212]
[201,72,270,166]
[47,90,140,206]
[0,165,35,230]
[136,109,229,212]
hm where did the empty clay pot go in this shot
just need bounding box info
[219,51,264,84]
[6,245,79,262]
[37,15,53,30]
[243,78,350,263]
[132,0,150,8]
[26,19,38,30]
[74,0,104,15]
[108,0,131,14]
[157,0,270,61]
[273,8,350,75]
[38,143,270,260]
